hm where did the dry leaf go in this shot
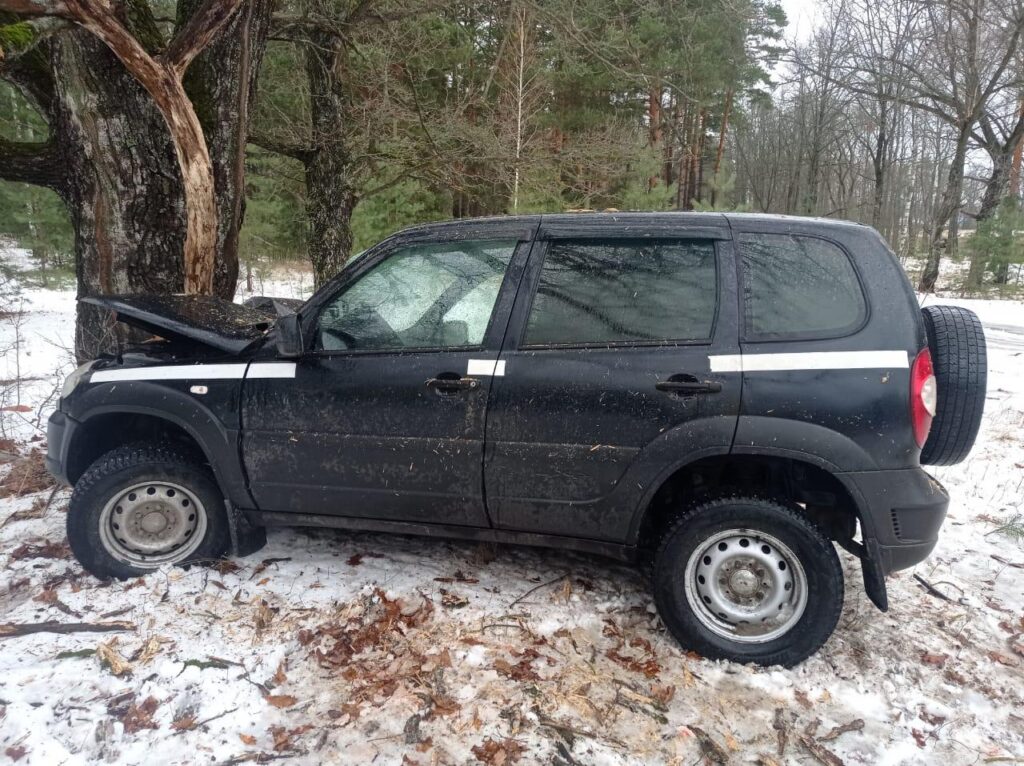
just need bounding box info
[920,652,948,667]
[239,733,257,745]
[272,659,288,685]
[5,745,28,761]
[987,650,1020,667]
[471,737,525,765]
[119,696,160,734]
[171,714,197,732]
[265,694,298,709]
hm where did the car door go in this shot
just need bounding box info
[241,221,537,526]
[483,217,741,542]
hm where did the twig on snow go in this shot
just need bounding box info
[0,620,134,638]
[913,574,963,603]
[170,707,239,736]
[509,573,568,607]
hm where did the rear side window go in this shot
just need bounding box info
[523,239,717,346]
[738,233,866,339]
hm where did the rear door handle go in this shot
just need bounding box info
[426,375,480,392]
[655,379,722,395]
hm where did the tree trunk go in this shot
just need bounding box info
[870,100,889,229]
[180,0,274,298]
[50,32,187,360]
[0,2,269,359]
[647,85,661,191]
[709,88,732,208]
[304,31,357,288]
[919,123,971,293]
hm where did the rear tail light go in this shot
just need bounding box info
[911,348,936,448]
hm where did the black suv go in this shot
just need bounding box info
[46,213,987,666]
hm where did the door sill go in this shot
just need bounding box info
[244,510,636,562]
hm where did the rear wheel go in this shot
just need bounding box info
[68,444,229,579]
[920,305,987,466]
[652,497,843,667]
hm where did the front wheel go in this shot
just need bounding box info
[652,497,843,667]
[68,444,230,579]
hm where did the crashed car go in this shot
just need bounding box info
[47,213,987,666]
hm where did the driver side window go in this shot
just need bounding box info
[316,240,517,351]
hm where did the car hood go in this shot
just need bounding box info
[81,294,275,355]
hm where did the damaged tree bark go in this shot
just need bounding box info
[1,0,247,295]
[0,1,272,358]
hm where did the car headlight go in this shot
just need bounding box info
[61,362,93,400]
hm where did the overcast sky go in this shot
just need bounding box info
[779,0,818,42]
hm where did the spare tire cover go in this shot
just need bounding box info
[919,305,987,466]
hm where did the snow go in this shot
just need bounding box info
[1,246,1022,765]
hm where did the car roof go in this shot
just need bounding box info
[397,211,870,236]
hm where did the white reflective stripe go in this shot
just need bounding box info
[467,359,506,377]
[709,350,910,373]
[90,362,296,383]
[247,362,297,379]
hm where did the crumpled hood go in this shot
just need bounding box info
[81,294,274,355]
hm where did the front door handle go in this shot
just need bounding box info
[655,377,722,395]
[426,375,480,393]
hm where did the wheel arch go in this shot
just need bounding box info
[630,452,868,553]
[65,400,253,509]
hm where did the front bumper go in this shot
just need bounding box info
[840,467,950,574]
[45,409,76,486]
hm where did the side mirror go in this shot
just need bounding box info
[274,313,304,358]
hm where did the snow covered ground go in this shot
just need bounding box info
[1,248,1022,765]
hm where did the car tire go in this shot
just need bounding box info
[652,497,843,667]
[919,305,987,466]
[68,443,230,579]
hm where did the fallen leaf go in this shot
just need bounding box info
[651,684,676,705]
[794,690,812,708]
[171,714,197,732]
[920,652,948,667]
[272,659,288,686]
[257,577,270,586]
[264,694,298,709]
[471,737,525,764]
[119,696,160,734]
[5,745,27,761]
[1,405,32,413]
[239,733,257,745]
[493,655,540,682]
[912,729,927,749]
[347,553,363,566]
[440,589,469,609]
[987,650,1020,667]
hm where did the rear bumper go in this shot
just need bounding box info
[840,468,949,574]
[45,409,75,486]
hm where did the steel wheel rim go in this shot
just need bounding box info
[683,528,808,644]
[98,480,207,568]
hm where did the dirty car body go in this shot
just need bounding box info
[47,213,984,666]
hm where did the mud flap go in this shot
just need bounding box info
[861,538,889,611]
[225,500,267,557]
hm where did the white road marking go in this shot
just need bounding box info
[709,350,910,373]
